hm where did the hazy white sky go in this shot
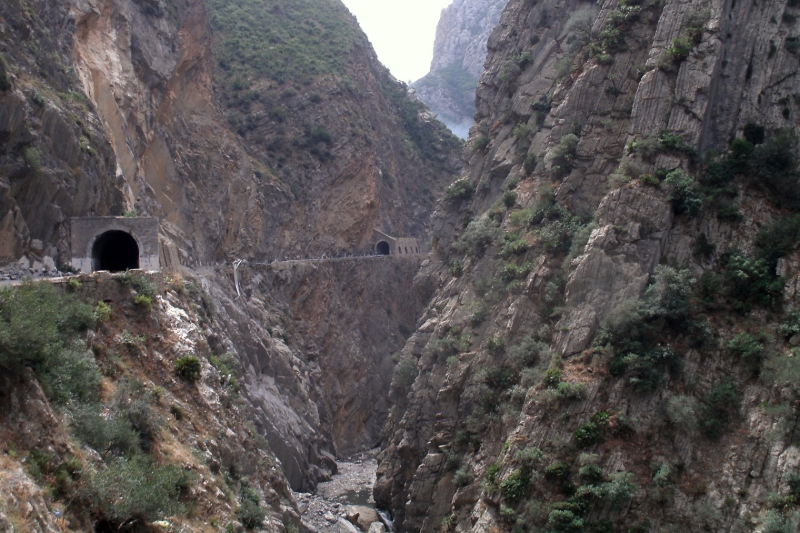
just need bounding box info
[340,0,454,84]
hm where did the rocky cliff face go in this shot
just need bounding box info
[376,0,800,530]
[0,0,460,523]
[413,0,507,138]
[0,0,461,268]
[199,256,430,490]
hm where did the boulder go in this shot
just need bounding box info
[345,506,380,532]
[367,523,386,533]
[337,517,360,533]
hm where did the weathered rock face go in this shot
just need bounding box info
[413,0,507,138]
[376,0,800,530]
[0,0,458,498]
[0,0,123,267]
[194,255,431,490]
[0,0,461,267]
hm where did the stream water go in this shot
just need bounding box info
[293,448,392,533]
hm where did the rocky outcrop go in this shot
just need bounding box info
[376,0,800,530]
[0,0,461,267]
[0,0,458,500]
[413,0,507,138]
[167,255,431,491]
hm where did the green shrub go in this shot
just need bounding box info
[132,275,156,298]
[726,332,765,369]
[37,343,102,406]
[668,36,694,61]
[500,469,531,502]
[547,509,584,533]
[698,382,738,438]
[500,233,529,257]
[514,446,544,468]
[0,282,95,376]
[95,301,112,322]
[393,358,418,390]
[544,462,571,483]
[523,154,538,174]
[576,472,637,507]
[0,56,10,91]
[486,463,501,485]
[238,498,266,530]
[453,217,501,257]
[134,294,152,312]
[175,355,202,382]
[467,301,489,327]
[750,131,800,208]
[500,507,517,525]
[445,179,476,202]
[544,367,562,388]
[497,261,532,285]
[170,404,185,420]
[556,381,585,400]
[754,215,800,272]
[574,421,600,447]
[717,205,743,222]
[665,394,699,432]
[544,134,579,177]
[22,146,43,170]
[578,462,605,485]
[658,132,695,155]
[449,260,464,277]
[487,336,506,354]
[473,136,490,152]
[210,352,241,392]
[597,266,693,387]
[453,467,472,487]
[502,190,518,207]
[743,123,765,145]
[537,215,588,254]
[693,233,716,261]
[778,309,800,339]
[71,404,142,457]
[720,249,784,312]
[663,170,702,216]
[640,173,659,186]
[85,456,192,524]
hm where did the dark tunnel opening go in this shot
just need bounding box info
[91,230,140,272]
[376,241,390,255]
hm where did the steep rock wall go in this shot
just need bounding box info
[414,0,507,138]
[376,0,800,530]
[193,256,430,490]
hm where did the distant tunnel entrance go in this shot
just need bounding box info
[91,230,139,272]
[376,241,390,255]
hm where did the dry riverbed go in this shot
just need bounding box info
[293,449,390,533]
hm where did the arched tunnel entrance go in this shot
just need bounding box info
[91,230,140,272]
[376,241,390,255]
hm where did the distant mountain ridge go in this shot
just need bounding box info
[413,0,506,138]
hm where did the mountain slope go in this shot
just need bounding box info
[413,0,507,138]
[376,0,800,531]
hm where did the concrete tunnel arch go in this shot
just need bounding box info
[376,241,390,255]
[91,230,140,272]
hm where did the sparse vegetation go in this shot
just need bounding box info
[544,134,579,177]
[698,382,738,438]
[175,355,202,382]
[445,179,477,203]
[453,216,501,257]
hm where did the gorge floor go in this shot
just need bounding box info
[294,448,387,533]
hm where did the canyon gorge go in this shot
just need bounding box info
[2,0,800,532]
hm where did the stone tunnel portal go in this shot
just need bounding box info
[376,241,390,255]
[91,230,140,272]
